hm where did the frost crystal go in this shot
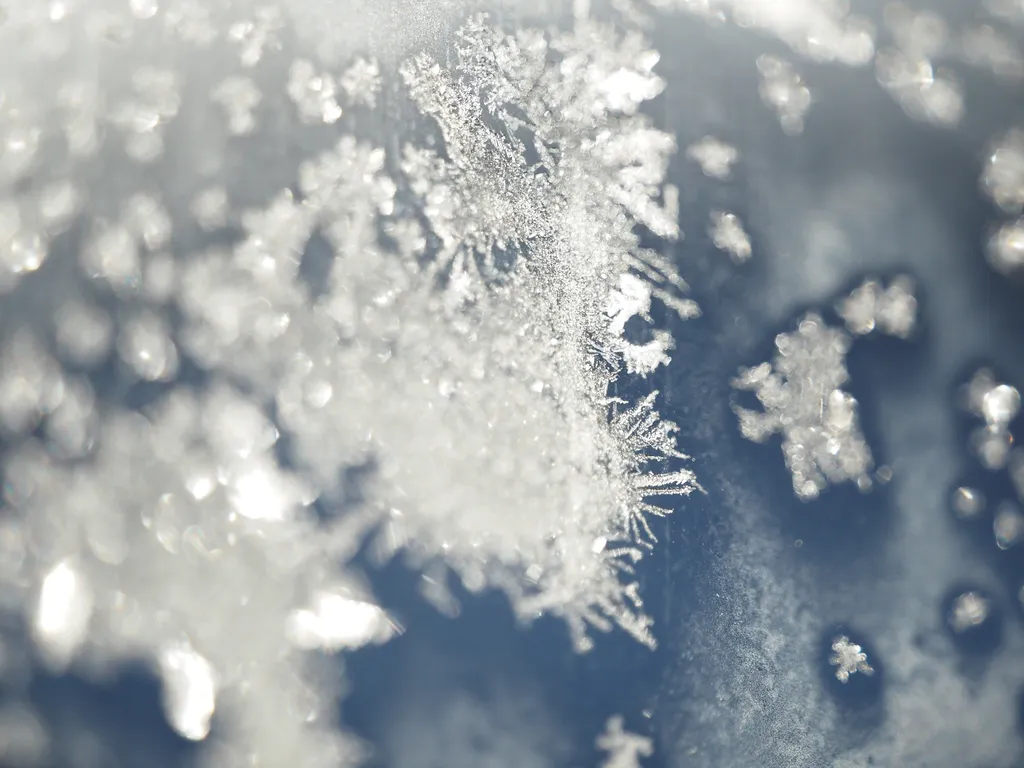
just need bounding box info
[686,135,738,180]
[951,486,986,520]
[836,276,917,338]
[0,5,699,762]
[986,219,1024,274]
[340,57,381,107]
[288,59,343,124]
[960,369,1024,555]
[158,641,217,741]
[212,77,262,136]
[597,715,654,768]
[875,4,963,127]
[829,635,874,683]
[948,592,990,633]
[709,211,752,262]
[757,55,811,135]
[982,129,1024,214]
[994,503,1024,550]
[964,369,1020,470]
[733,314,873,500]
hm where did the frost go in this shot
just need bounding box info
[597,715,653,768]
[960,25,1024,80]
[158,641,217,741]
[829,635,874,683]
[709,210,751,262]
[951,486,986,520]
[735,274,919,500]
[983,130,1024,214]
[340,57,381,107]
[757,55,811,135]
[986,218,1024,274]
[964,369,1019,470]
[686,135,738,180]
[948,592,990,633]
[212,76,262,136]
[286,591,397,651]
[836,275,917,338]
[288,59,343,124]
[959,368,1024,556]
[875,49,963,128]
[994,502,1024,550]
[733,313,873,500]
[0,4,699,761]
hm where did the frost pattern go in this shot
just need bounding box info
[982,128,1024,277]
[709,211,752,263]
[732,314,872,500]
[959,369,1024,557]
[0,2,696,762]
[686,136,738,180]
[964,369,1020,470]
[836,276,917,339]
[733,278,918,500]
[757,55,812,135]
[597,715,654,768]
[829,636,874,683]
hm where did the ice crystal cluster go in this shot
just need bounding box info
[685,136,738,181]
[960,369,1024,555]
[732,277,916,500]
[983,128,1024,274]
[0,0,699,762]
[828,635,874,684]
[948,591,990,634]
[708,211,751,263]
[596,715,654,768]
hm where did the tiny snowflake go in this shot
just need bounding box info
[597,716,653,768]
[709,210,752,262]
[836,276,917,338]
[830,635,874,683]
[964,369,1020,470]
[948,591,990,633]
[757,55,811,134]
[733,313,873,500]
[686,135,738,180]
[339,57,381,107]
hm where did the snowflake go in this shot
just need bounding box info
[830,635,874,683]
[757,55,811,135]
[709,210,752,262]
[686,135,738,180]
[948,592,990,633]
[836,275,917,338]
[733,313,873,500]
[597,715,654,768]
[963,369,1020,470]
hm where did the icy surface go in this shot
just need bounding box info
[0,0,1023,766]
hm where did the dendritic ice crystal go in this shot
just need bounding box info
[732,314,872,501]
[829,635,874,683]
[597,715,654,768]
[0,0,698,762]
[734,279,917,500]
[836,275,918,339]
